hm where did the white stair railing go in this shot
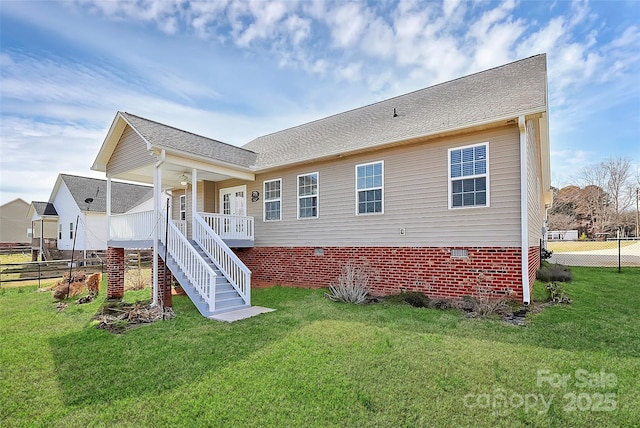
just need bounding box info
[199,213,254,241]
[160,212,218,312]
[193,212,251,305]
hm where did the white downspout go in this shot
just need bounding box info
[152,150,166,306]
[191,168,198,237]
[519,116,530,304]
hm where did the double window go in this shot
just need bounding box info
[264,179,282,221]
[69,222,74,240]
[356,161,384,214]
[448,143,489,208]
[297,172,318,219]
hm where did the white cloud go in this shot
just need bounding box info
[326,2,368,48]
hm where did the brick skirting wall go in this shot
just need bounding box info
[236,246,526,301]
[528,245,540,297]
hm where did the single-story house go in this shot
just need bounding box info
[547,230,579,241]
[27,174,154,260]
[92,54,552,317]
[0,198,31,246]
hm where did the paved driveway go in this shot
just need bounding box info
[549,241,640,267]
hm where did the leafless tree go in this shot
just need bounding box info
[575,156,635,236]
[547,213,576,239]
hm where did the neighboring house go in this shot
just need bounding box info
[0,198,31,245]
[26,202,59,260]
[28,174,153,259]
[547,230,579,241]
[92,54,552,317]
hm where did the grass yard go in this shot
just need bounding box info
[1,268,639,427]
[547,240,637,253]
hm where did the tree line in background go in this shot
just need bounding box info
[548,157,640,239]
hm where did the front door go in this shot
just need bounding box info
[219,185,247,237]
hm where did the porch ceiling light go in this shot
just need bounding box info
[180,174,189,187]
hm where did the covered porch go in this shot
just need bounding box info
[91,111,258,316]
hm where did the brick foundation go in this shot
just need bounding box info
[528,245,540,297]
[237,246,525,301]
[106,247,125,299]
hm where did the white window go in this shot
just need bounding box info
[58,224,62,240]
[179,195,186,221]
[297,172,318,219]
[356,161,384,214]
[27,228,33,239]
[448,143,489,208]
[69,222,74,240]
[264,179,282,221]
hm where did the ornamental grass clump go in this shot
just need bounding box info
[325,264,370,304]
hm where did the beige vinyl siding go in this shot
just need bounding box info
[526,119,544,246]
[170,182,206,238]
[219,125,522,247]
[106,125,154,176]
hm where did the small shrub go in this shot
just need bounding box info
[125,269,150,291]
[579,232,588,240]
[385,291,430,307]
[325,264,370,304]
[536,263,573,282]
[545,282,572,304]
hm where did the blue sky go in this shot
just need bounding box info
[1,0,639,205]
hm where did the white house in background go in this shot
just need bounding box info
[547,230,579,241]
[28,174,154,259]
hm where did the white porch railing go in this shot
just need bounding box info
[199,213,254,241]
[109,210,155,241]
[160,213,218,312]
[193,212,251,305]
[174,220,187,236]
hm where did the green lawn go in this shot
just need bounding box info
[1,268,639,427]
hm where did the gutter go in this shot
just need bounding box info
[518,116,530,305]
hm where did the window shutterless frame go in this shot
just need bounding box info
[355,160,384,215]
[297,172,319,219]
[263,178,282,221]
[448,142,490,209]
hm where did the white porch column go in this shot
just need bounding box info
[106,177,111,242]
[152,150,165,306]
[191,168,198,224]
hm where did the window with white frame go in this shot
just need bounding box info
[297,172,318,218]
[69,222,74,240]
[449,143,489,208]
[179,195,186,221]
[58,224,62,240]
[356,161,384,214]
[27,228,33,239]
[264,179,282,221]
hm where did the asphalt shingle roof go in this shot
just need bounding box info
[120,113,258,168]
[243,54,547,169]
[32,201,58,216]
[59,174,152,213]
